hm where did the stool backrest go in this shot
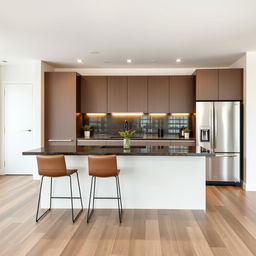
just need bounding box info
[37,155,67,177]
[88,155,118,177]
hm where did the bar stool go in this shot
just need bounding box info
[36,155,83,223]
[87,155,123,223]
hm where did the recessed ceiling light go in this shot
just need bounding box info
[77,58,82,63]
[127,59,132,63]
[90,51,99,54]
[176,58,181,63]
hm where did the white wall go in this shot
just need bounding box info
[0,61,53,173]
[230,52,256,191]
[244,53,256,190]
[230,55,247,188]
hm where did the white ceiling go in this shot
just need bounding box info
[0,0,256,68]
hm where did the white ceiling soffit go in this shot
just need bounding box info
[0,0,255,68]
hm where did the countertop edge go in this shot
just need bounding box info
[23,151,215,157]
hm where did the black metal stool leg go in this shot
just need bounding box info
[87,176,96,223]
[115,176,122,223]
[76,172,83,209]
[117,175,123,216]
[69,174,83,223]
[92,176,96,209]
[50,177,52,208]
[36,176,51,222]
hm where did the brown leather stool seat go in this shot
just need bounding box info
[36,155,83,223]
[87,155,123,223]
[89,169,120,177]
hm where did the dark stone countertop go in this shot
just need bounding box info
[77,136,196,141]
[23,145,214,157]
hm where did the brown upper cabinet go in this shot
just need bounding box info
[44,72,80,146]
[148,76,169,113]
[196,69,219,100]
[170,76,195,113]
[107,76,128,112]
[196,69,243,101]
[127,76,148,112]
[218,69,243,100]
[81,76,108,113]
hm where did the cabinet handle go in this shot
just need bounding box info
[48,139,73,142]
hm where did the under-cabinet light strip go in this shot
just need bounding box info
[111,112,144,117]
[149,113,167,117]
[171,113,190,117]
[86,113,107,117]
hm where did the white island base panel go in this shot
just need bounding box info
[39,156,206,210]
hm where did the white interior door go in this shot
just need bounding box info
[4,84,33,174]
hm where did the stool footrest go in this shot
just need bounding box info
[94,197,121,199]
[51,196,81,199]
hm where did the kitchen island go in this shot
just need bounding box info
[23,146,214,210]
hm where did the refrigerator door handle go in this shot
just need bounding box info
[212,103,215,150]
[214,104,217,148]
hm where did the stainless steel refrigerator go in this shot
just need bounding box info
[196,101,241,184]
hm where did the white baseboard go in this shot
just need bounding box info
[243,182,256,191]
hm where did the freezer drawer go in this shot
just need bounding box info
[206,153,240,182]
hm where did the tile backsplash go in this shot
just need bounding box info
[84,114,194,138]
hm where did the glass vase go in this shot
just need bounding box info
[123,138,130,149]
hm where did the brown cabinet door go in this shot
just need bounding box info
[45,72,77,146]
[108,76,128,112]
[218,69,243,100]
[196,69,219,100]
[81,76,108,113]
[148,76,169,113]
[170,76,195,113]
[128,76,147,112]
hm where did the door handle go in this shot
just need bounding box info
[25,129,32,132]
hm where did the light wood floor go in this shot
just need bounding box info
[1,176,256,256]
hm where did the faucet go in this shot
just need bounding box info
[124,120,129,131]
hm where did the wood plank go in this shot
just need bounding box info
[1,176,256,256]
